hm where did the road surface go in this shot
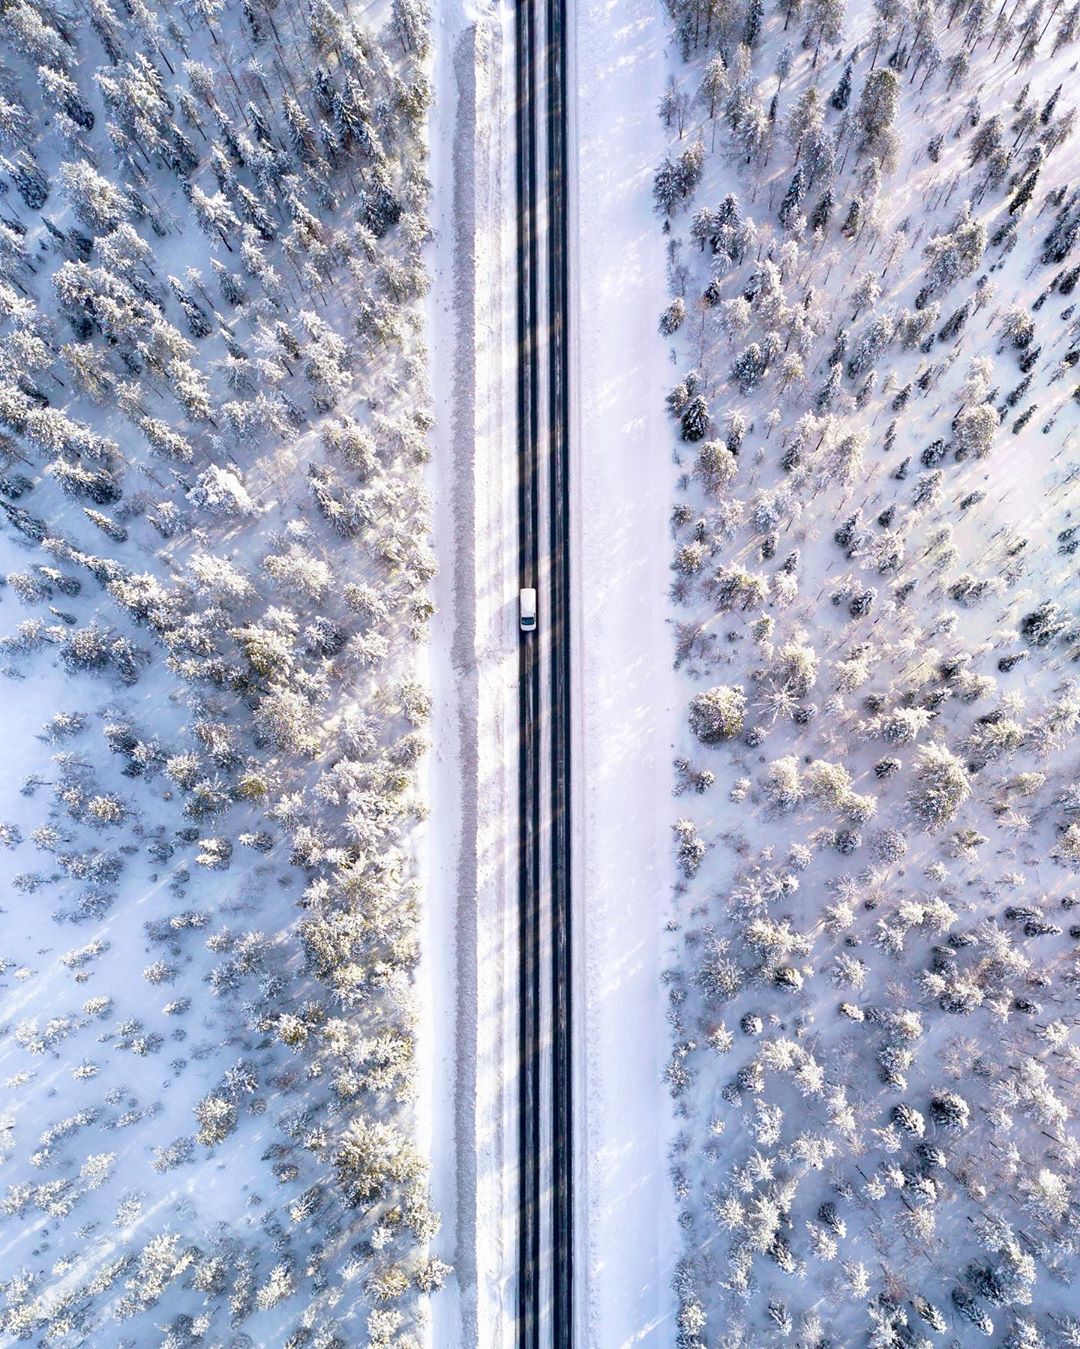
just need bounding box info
[515,0,573,1344]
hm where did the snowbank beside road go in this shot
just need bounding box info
[423,4,519,1345]
[572,3,681,1342]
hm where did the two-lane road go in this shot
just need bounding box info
[515,0,572,1344]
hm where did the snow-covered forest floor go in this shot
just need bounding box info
[0,0,449,1343]
[654,0,1080,1343]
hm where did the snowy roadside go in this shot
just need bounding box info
[571,2,681,1342]
[422,3,519,1345]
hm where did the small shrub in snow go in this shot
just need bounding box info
[659,298,687,335]
[929,1089,971,1132]
[194,1095,238,1149]
[673,819,706,878]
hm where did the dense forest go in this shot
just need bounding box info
[656,0,1080,1342]
[0,0,443,1343]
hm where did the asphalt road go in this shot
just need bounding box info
[545,2,573,1345]
[516,0,572,1344]
[515,0,542,1342]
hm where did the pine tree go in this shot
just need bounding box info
[909,1,942,84]
[1054,0,1080,52]
[654,157,683,218]
[909,745,971,828]
[392,0,432,56]
[848,315,890,374]
[1014,0,1046,62]
[816,362,842,411]
[951,1286,993,1334]
[1008,167,1040,215]
[923,203,986,294]
[953,402,998,458]
[0,93,31,149]
[830,62,852,110]
[744,0,765,46]
[681,392,710,441]
[699,53,729,120]
[677,138,705,199]
[190,187,241,251]
[51,458,121,504]
[236,184,276,242]
[59,158,127,231]
[84,507,128,543]
[689,686,747,742]
[37,66,94,130]
[804,0,846,65]
[169,277,213,339]
[140,416,194,462]
[778,167,805,228]
[167,124,199,178]
[786,86,823,161]
[4,152,49,209]
[775,42,794,89]
[849,271,881,320]
[937,299,971,342]
[659,297,686,335]
[856,68,901,169]
[810,187,834,231]
[968,113,1003,167]
[283,94,318,165]
[1040,85,1062,127]
[212,260,246,306]
[802,122,838,188]
[731,342,767,394]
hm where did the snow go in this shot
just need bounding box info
[0,515,305,1345]
[418,9,471,1346]
[0,0,448,1339]
[572,1,681,1341]
[9,0,1080,1340]
[649,0,1080,1340]
[421,2,519,1344]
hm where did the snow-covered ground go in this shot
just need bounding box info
[572,1,681,1342]
[417,6,469,1340]
[423,2,520,1344]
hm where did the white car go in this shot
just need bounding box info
[519,587,537,632]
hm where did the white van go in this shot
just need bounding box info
[519,587,537,632]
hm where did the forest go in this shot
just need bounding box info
[656,0,1080,1342]
[0,0,443,1343]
